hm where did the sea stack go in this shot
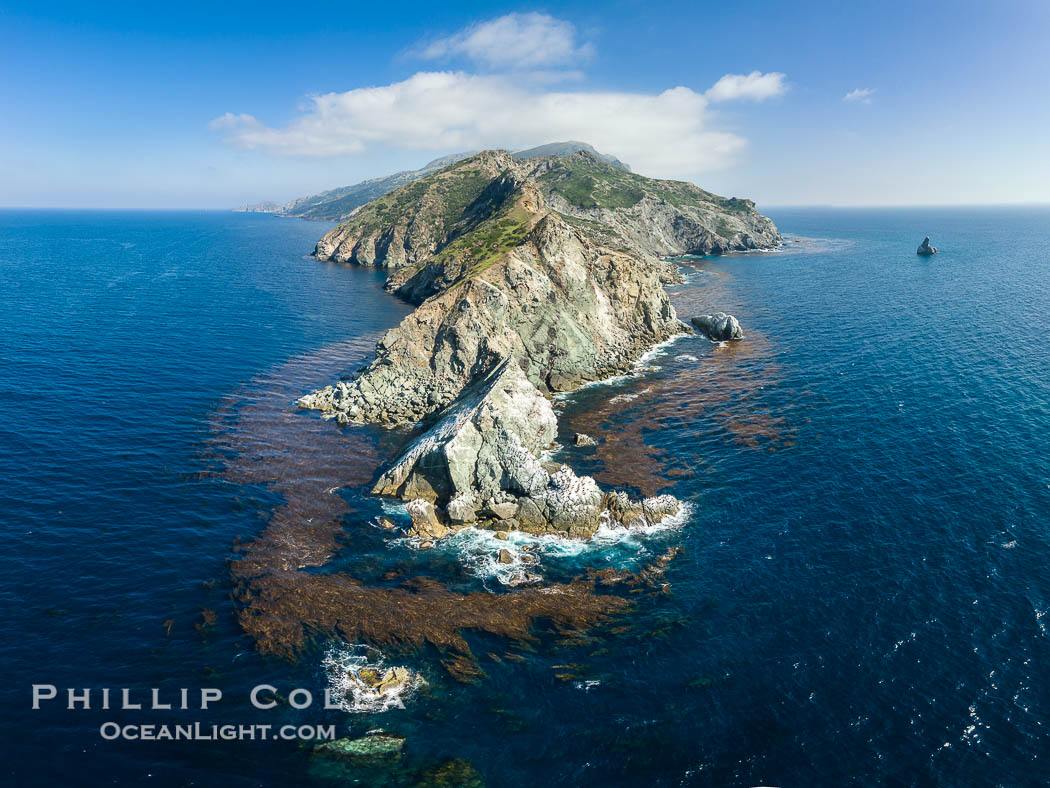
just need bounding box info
[917,236,938,255]
[691,312,744,341]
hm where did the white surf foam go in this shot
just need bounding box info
[553,334,687,402]
[321,644,424,713]
[395,501,695,586]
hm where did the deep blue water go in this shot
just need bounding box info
[3,207,1050,786]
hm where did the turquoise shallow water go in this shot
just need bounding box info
[3,206,1050,786]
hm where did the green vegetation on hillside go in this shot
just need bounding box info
[538,155,645,209]
[282,151,475,221]
[335,156,498,239]
[434,203,532,279]
[537,152,748,215]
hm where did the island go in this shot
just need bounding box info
[299,147,780,541]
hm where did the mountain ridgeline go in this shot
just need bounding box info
[239,142,628,222]
[278,152,473,222]
[315,149,778,289]
[299,147,780,538]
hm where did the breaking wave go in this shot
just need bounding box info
[321,644,424,713]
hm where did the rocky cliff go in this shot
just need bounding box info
[535,152,780,257]
[372,359,679,538]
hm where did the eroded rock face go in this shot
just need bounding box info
[547,190,780,258]
[373,360,678,539]
[917,236,938,255]
[374,360,556,505]
[302,211,683,424]
[691,312,743,341]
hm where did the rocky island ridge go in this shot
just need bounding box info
[298,147,780,541]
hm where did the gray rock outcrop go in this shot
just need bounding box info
[373,360,556,507]
[314,731,406,762]
[691,312,743,341]
[917,236,937,255]
[302,206,683,424]
[373,359,678,538]
[405,499,449,540]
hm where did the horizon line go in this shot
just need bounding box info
[2,201,1049,212]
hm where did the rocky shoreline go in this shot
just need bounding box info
[300,147,780,542]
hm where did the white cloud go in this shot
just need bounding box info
[419,12,592,69]
[208,112,262,132]
[212,12,787,179]
[212,71,757,177]
[705,71,787,102]
[844,88,876,103]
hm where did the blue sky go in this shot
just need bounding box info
[1,0,1048,208]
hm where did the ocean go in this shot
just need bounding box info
[3,206,1050,786]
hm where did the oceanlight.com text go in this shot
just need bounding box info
[98,722,337,741]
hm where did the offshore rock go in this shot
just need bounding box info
[691,312,743,341]
[355,666,413,696]
[574,432,597,447]
[604,491,681,528]
[917,236,938,255]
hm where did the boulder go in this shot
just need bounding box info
[446,492,479,524]
[643,495,681,523]
[497,548,514,564]
[691,312,743,341]
[406,500,449,540]
[540,468,604,535]
[604,491,681,528]
[917,236,938,255]
[574,432,597,447]
[486,500,519,520]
